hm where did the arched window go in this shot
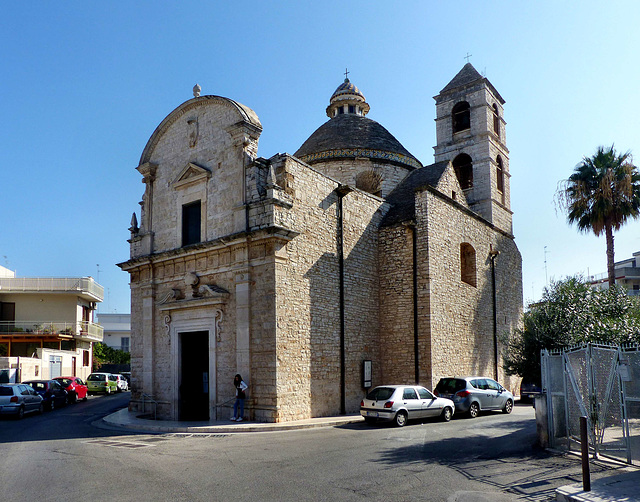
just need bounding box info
[452,101,471,133]
[452,154,473,190]
[460,243,477,287]
[492,103,500,137]
[355,170,383,197]
[496,156,504,193]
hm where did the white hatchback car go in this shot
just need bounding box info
[360,385,455,427]
[113,374,128,392]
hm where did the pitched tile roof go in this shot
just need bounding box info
[380,161,450,227]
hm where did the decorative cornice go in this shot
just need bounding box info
[117,226,300,271]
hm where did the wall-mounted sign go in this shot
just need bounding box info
[363,360,372,389]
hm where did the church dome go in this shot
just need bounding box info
[295,77,421,170]
[294,114,421,169]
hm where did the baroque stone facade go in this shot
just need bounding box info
[119,63,523,422]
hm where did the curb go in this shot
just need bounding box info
[102,408,364,434]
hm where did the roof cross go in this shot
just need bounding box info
[464,52,472,63]
[344,67,350,81]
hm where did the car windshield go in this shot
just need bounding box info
[87,374,105,381]
[0,387,13,396]
[435,378,466,394]
[366,387,395,401]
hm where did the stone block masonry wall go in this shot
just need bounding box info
[269,155,386,419]
[379,225,417,385]
[342,188,387,410]
[308,157,412,198]
[415,187,522,392]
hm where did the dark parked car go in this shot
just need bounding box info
[520,378,542,403]
[54,376,88,403]
[434,376,514,418]
[24,380,68,410]
[0,383,44,418]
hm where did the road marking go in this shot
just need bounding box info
[85,439,154,449]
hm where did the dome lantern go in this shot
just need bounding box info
[326,76,370,118]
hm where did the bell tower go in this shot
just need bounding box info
[433,63,512,234]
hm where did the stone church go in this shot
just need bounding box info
[118,63,523,422]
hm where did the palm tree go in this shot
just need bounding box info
[558,145,640,287]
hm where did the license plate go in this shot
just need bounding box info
[367,411,379,417]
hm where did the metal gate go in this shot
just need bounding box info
[49,355,62,379]
[541,343,640,465]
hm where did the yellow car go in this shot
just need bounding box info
[86,373,118,395]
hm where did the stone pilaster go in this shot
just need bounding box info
[235,268,251,383]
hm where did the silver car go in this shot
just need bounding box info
[0,383,44,419]
[360,385,455,427]
[434,377,514,418]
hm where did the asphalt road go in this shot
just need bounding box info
[0,398,621,502]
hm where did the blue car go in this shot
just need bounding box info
[24,380,68,410]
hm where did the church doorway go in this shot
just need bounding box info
[179,331,209,421]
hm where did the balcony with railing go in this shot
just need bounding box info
[0,321,104,342]
[0,277,104,302]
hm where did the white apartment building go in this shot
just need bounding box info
[0,265,103,382]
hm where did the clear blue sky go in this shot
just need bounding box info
[2,1,640,312]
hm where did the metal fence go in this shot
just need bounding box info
[541,343,640,465]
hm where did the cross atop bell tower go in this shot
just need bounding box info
[433,63,512,234]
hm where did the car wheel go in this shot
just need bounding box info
[468,402,479,418]
[16,406,25,420]
[106,386,111,395]
[503,399,513,414]
[83,394,88,401]
[50,399,55,411]
[441,407,452,422]
[394,411,408,427]
[69,392,77,404]
[38,403,44,414]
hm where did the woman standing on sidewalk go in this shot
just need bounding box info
[231,374,248,421]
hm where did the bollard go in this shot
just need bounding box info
[580,416,591,492]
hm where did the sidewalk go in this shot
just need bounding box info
[103,407,364,434]
[556,469,640,502]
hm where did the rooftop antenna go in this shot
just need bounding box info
[96,264,102,313]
